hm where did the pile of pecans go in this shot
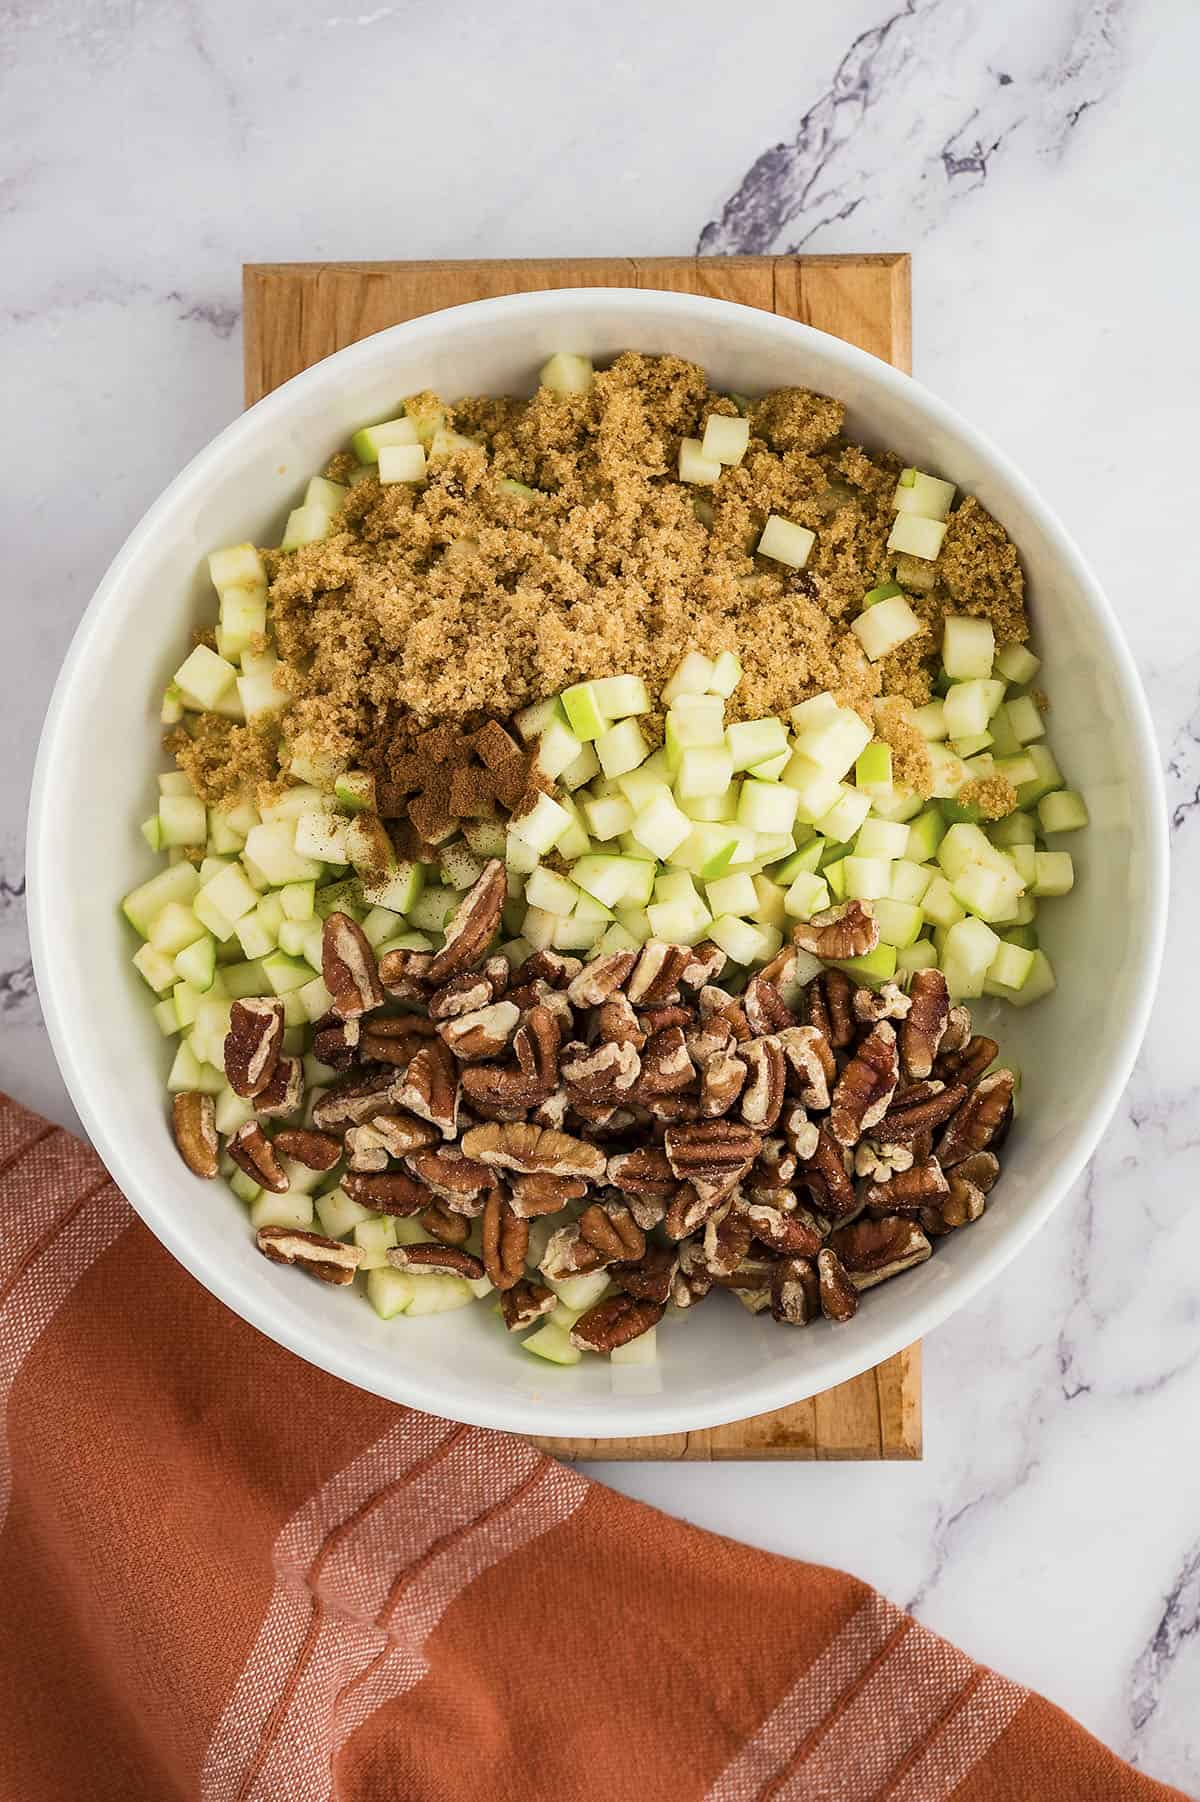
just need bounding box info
[171,869,1015,1355]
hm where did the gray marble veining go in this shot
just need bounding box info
[4,0,1198,1786]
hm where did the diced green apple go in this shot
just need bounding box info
[158,794,207,847]
[910,700,948,742]
[707,915,780,966]
[889,859,934,904]
[726,716,788,772]
[378,444,426,484]
[893,471,955,520]
[539,352,594,394]
[1005,694,1045,744]
[842,856,891,901]
[737,779,799,835]
[1015,744,1064,808]
[855,742,893,794]
[148,901,208,956]
[595,717,650,779]
[510,792,572,856]
[942,617,995,680]
[701,414,750,465]
[784,871,831,918]
[1033,851,1074,896]
[757,514,815,568]
[632,791,692,860]
[678,437,722,484]
[940,916,1001,999]
[873,897,924,947]
[942,679,1006,739]
[675,746,735,800]
[132,943,177,994]
[851,594,923,662]
[887,514,947,560]
[987,940,1034,991]
[791,707,872,780]
[521,1322,582,1365]
[922,875,966,929]
[708,650,743,698]
[662,652,716,702]
[174,643,238,711]
[560,743,601,790]
[854,817,909,861]
[535,717,585,780]
[994,643,1041,686]
[560,682,610,742]
[815,786,872,844]
[352,416,419,463]
[705,872,758,916]
[1038,790,1088,834]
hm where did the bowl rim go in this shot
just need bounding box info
[27,287,1169,1438]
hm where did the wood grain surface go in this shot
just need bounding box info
[243,250,921,1461]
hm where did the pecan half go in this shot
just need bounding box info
[664,1182,722,1241]
[699,1045,748,1118]
[481,1188,528,1289]
[942,1005,973,1054]
[512,948,581,990]
[386,1242,486,1280]
[223,997,285,1099]
[345,1111,439,1168]
[671,1237,714,1307]
[936,1035,999,1090]
[561,1037,642,1098]
[702,1201,754,1276]
[460,1120,606,1181]
[639,1003,695,1035]
[254,1055,304,1119]
[803,969,856,1049]
[322,912,384,1020]
[782,1103,820,1162]
[953,1150,1000,1194]
[312,1014,361,1071]
[612,1242,678,1305]
[875,1082,968,1144]
[817,1247,859,1322]
[698,984,752,1044]
[679,942,728,989]
[378,948,434,1001]
[499,1278,556,1332]
[791,899,879,960]
[829,1022,899,1147]
[740,1037,786,1131]
[272,1127,342,1171]
[595,994,646,1049]
[636,1025,695,1098]
[438,1000,520,1063]
[508,1171,588,1217]
[460,1063,549,1118]
[743,972,794,1036]
[569,1294,664,1353]
[427,968,504,1021]
[606,1145,677,1201]
[626,941,691,1006]
[936,1069,1015,1166]
[829,1216,932,1289]
[745,1198,824,1257]
[311,1069,403,1131]
[853,981,911,1024]
[900,968,950,1079]
[360,1013,438,1068]
[172,1091,218,1178]
[771,1256,820,1324]
[256,1226,362,1285]
[565,951,637,1008]
[578,1202,644,1265]
[418,1203,471,1246]
[663,1120,762,1205]
[540,1223,606,1280]
[775,1024,835,1110]
[863,1161,949,1218]
[800,1125,857,1221]
[512,1004,562,1087]
[405,1146,494,1211]
[227,1121,288,1193]
[394,1040,460,1138]
[343,1170,427,1214]
[854,1139,914,1182]
[425,859,506,983]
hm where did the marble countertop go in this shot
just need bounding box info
[4,0,1198,1787]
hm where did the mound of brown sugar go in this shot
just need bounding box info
[183,353,1028,801]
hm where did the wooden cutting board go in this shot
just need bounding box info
[243,253,921,1461]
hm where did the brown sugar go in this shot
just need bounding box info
[959,775,1018,821]
[169,715,280,806]
[184,353,1031,804]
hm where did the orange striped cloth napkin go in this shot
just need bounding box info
[0,1092,1187,1802]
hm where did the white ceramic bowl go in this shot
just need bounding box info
[28,289,1167,1439]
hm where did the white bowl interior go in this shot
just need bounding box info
[29,290,1166,1438]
